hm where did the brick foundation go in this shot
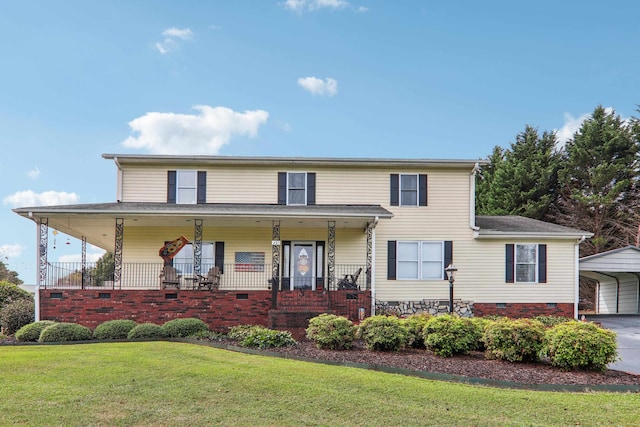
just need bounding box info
[473,303,574,318]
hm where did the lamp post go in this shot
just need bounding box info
[445,264,457,315]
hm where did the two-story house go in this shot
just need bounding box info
[14,154,591,333]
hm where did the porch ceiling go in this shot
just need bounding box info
[14,202,392,251]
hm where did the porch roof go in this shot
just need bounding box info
[14,202,392,250]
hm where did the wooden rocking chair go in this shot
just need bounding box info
[160,265,181,289]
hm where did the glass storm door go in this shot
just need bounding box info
[290,242,315,290]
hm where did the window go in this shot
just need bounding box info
[396,241,444,280]
[278,172,316,205]
[505,243,547,283]
[173,243,215,275]
[390,174,427,206]
[176,170,197,204]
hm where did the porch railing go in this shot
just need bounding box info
[43,263,369,291]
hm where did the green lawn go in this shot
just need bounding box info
[0,342,638,426]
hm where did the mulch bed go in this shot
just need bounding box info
[261,340,640,386]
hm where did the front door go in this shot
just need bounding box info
[290,242,315,290]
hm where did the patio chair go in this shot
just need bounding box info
[337,267,362,290]
[196,266,220,290]
[160,265,181,289]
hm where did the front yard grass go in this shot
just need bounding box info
[0,341,638,426]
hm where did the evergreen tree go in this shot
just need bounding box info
[555,105,640,256]
[477,126,560,220]
[476,145,504,215]
[0,261,23,285]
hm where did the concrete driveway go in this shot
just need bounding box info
[586,315,640,375]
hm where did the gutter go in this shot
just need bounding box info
[114,156,123,203]
[469,162,480,231]
[574,235,587,319]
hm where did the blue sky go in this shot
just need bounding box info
[1,0,639,284]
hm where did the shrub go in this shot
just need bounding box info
[423,315,481,357]
[468,317,493,351]
[93,319,138,340]
[534,315,575,328]
[39,323,93,342]
[15,320,57,342]
[0,299,35,335]
[236,326,296,349]
[127,323,167,340]
[357,315,408,352]
[162,318,209,338]
[228,324,263,341]
[401,313,431,349]
[0,282,32,311]
[544,322,618,371]
[306,314,356,350]
[483,318,545,362]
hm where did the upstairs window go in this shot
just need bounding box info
[400,174,418,206]
[167,170,206,204]
[278,172,316,205]
[390,174,427,206]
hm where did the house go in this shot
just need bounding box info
[13,154,592,333]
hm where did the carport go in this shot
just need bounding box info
[580,246,640,314]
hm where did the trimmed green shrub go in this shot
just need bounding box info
[15,320,57,342]
[357,315,408,352]
[127,323,167,340]
[236,326,296,349]
[0,282,32,310]
[401,313,431,349]
[534,315,576,328]
[228,324,264,341]
[544,322,618,371]
[483,318,545,362]
[0,299,35,335]
[39,323,93,342]
[469,317,494,351]
[93,319,137,340]
[162,318,209,338]
[423,315,481,357]
[306,314,356,350]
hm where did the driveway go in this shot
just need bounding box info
[586,315,640,375]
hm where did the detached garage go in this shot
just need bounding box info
[580,246,640,314]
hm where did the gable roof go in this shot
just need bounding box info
[475,215,592,239]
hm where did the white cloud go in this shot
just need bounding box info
[0,244,24,259]
[357,6,368,12]
[122,105,270,155]
[554,107,616,147]
[162,27,193,40]
[297,76,338,96]
[58,248,106,263]
[156,27,194,54]
[27,166,40,179]
[281,0,353,12]
[2,190,79,208]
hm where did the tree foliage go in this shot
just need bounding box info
[0,261,23,285]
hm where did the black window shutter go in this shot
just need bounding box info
[444,240,453,277]
[315,241,324,288]
[390,174,399,206]
[506,244,514,283]
[538,244,547,283]
[307,173,316,205]
[387,240,397,280]
[197,171,206,204]
[167,171,177,204]
[281,241,291,290]
[419,174,428,206]
[215,242,225,274]
[278,172,287,205]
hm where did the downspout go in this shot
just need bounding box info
[114,156,123,202]
[370,216,379,316]
[469,162,480,231]
[574,235,587,319]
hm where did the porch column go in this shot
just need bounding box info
[36,217,48,321]
[114,218,123,287]
[328,221,336,288]
[366,223,373,289]
[272,221,281,284]
[81,236,87,288]
[193,219,203,276]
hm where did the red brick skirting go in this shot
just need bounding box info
[473,303,574,318]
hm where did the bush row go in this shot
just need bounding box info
[14,317,211,343]
[305,314,618,372]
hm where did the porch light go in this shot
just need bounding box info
[445,264,458,315]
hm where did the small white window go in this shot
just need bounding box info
[287,172,307,205]
[177,170,197,204]
[397,241,444,280]
[400,174,418,206]
[515,244,537,283]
